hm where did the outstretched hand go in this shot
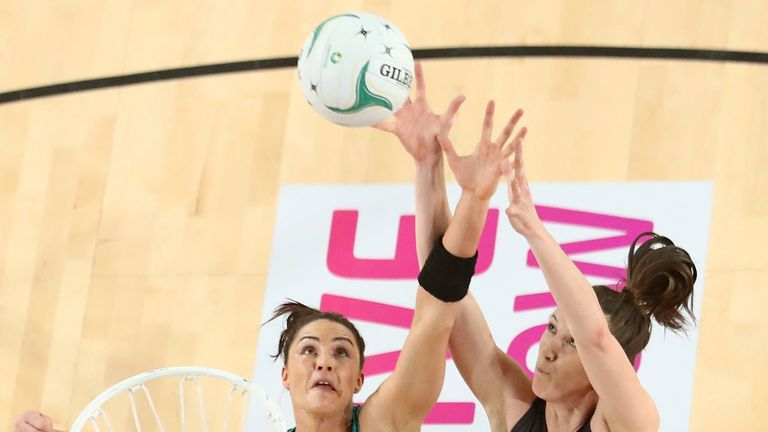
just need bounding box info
[437,101,527,201]
[500,133,543,236]
[374,62,465,166]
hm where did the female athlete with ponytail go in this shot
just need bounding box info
[391,92,698,431]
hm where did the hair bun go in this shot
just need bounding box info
[626,232,697,333]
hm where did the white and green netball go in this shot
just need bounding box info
[297,13,414,127]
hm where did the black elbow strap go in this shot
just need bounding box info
[417,236,478,302]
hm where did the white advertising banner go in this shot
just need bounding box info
[250,182,712,431]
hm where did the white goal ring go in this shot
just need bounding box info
[69,366,287,432]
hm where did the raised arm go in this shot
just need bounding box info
[386,73,535,429]
[439,103,535,431]
[374,62,463,266]
[363,62,468,429]
[364,65,502,429]
[364,190,489,429]
[501,139,659,430]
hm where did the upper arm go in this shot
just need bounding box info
[579,326,659,431]
[361,288,460,429]
[450,293,534,412]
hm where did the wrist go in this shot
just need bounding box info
[462,186,495,203]
[415,153,443,170]
[519,221,549,243]
[459,189,489,206]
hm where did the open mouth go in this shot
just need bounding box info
[312,379,337,393]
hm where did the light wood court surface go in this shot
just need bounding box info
[1,1,766,430]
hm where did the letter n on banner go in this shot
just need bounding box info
[527,205,654,283]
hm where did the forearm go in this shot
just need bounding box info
[524,226,609,344]
[392,288,460,419]
[395,191,489,418]
[414,159,451,267]
[449,294,504,404]
[443,192,488,258]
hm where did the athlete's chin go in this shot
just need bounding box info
[531,374,554,400]
[305,393,347,414]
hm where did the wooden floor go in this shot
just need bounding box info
[1,1,767,430]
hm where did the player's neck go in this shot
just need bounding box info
[293,407,352,432]
[544,391,597,431]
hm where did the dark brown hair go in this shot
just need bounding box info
[594,232,697,362]
[265,300,366,369]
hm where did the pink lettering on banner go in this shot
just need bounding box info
[326,209,499,279]
[513,292,557,312]
[424,403,476,424]
[527,206,653,283]
[320,294,474,424]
